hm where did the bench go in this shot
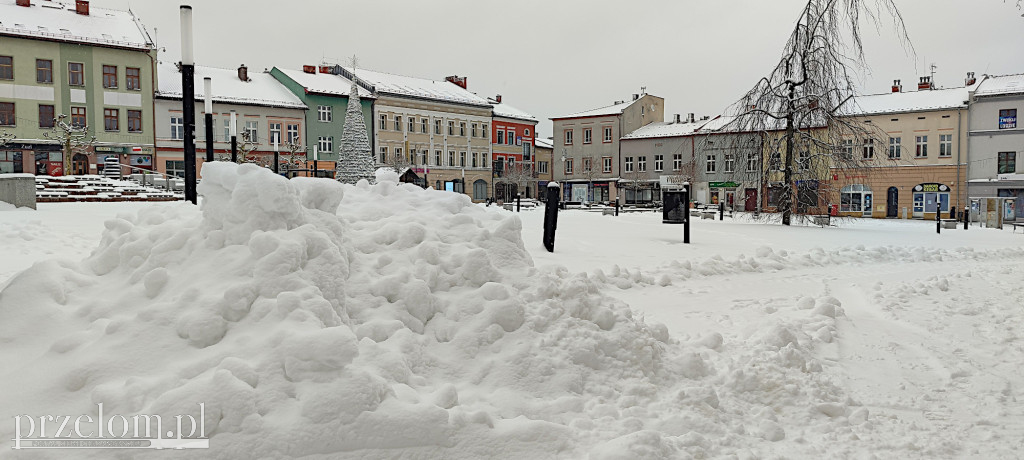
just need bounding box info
[1012,222,1024,233]
[701,211,716,220]
[811,215,831,226]
[941,219,958,229]
[602,208,615,216]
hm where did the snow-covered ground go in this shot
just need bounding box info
[1,167,1022,459]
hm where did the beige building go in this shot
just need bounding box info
[836,80,970,219]
[340,69,492,201]
[533,137,554,194]
[552,92,664,202]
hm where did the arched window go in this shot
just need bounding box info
[473,179,488,201]
[840,184,871,213]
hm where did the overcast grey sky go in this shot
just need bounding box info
[92,0,1023,138]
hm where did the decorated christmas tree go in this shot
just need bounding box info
[336,57,376,184]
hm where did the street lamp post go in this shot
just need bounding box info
[180,5,197,204]
[203,77,213,163]
[229,110,237,162]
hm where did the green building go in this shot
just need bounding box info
[0,0,155,176]
[270,66,374,175]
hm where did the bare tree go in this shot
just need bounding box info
[718,0,910,225]
[621,168,648,205]
[43,114,95,176]
[380,148,413,177]
[0,131,13,147]
[501,162,535,201]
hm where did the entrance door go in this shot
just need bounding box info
[862,193,873,217]
[72,153,89,176]
[725,191,735,210]
[744,188,757,211]
[886,187,898,218]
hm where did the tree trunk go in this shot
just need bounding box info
[782,83,796,226]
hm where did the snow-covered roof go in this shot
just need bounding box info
[492,102,537,123]
[553,100,635,120]
[273,68,374,99]
[621,120,706,140]
[155,61,306,110]
[353,69,491,107]
[974,74,1024,97]
[844,87,969,116]
[534,138,553,149]
[0,0,152,50]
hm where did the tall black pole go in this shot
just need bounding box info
[543,182,560,253]
[229,110,237,163]
[683,183,691,244]
[203,77,214,163]
[180,6,197,204]
[936,208,941,234]
[273,141,280,174]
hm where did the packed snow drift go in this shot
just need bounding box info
[1,163,1021,459]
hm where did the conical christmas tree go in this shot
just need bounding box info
[336,60,376,185]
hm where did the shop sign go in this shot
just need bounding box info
[95,146,128,154]
[709,181,739,188]
[129,155,152,167]
[916,183,949,192]
[999,109,1016,130]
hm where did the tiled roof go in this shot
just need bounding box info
[0,0,151,50]
[156,61,306,110]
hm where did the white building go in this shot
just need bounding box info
[967,73,1024,221]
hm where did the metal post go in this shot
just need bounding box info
[517,194,521,212]
[229,110,237,163]
[683,183,690,244]
[936,209,941,234]
[964,206,969,230]
[615,196,620,216]
[203,77,213,163]
[273,139,279,174]
[312,145,318,178]
[543,182,560,253]
[180,5,197,205]
[719,202,724,220]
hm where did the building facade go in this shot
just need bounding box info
[154,63,307,179]
[552,93,664,203]
[619,115,702,205]
[533,137,553,196]
[0,0,155,176]
[270,65,375,178]
[490,98,538,199]
[967,73,1024,221]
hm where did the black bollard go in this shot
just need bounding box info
[683,187,691,244]
[964,207,969,230]
[543,183,559,253]
[615,196,620,216]
[936,210,941,234]
[517,195,521,213]
[719,202,724,220]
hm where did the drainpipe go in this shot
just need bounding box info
[956,106,962,213]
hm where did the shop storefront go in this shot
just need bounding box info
[912,182,951,219]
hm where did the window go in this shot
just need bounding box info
[126,67,140,90]
[673,153,682,171]
[508,130,516,145]
[638,156,647,172]
[435,119,441,135]
[379,146,388,163]
[473,179,487,200]
[394,147,403,163]
[770,152,781,170]
[583,157,592,172]
[38,104,55,128]
[998,152,1016,174]
[127,110,142,132]
[840,184,871,213]
[705,154,716,173]
[797,150,809,170]
[584,128,592,144]
[170,116,184,140]
[0,102,13,126]
[434,150,441,166]
[564,158,573,174]
[472,152,478,168]
[888,137,901,159]
[448,150,455,166]
[842,139,853,159]
[724,153,735,173]
[244,121,258,141]
[482,124,488,139]
[269,123,282,145]
[862,138,874,159]
[0,151,23,174]
[624,156,634,173]
[747,153,758,172]
[481,153,486,168]
[564,129,573,145]
[603,126,612,142]
[939,134,952,158]
[915,135,928,158]
[395,115,402,131]
[496,131,504,145]
[421,118,428,133]
[538,161,548,174]
[318,105,332,122]
[103,109,118,131]
[0,56,12,80]
[287,123,299,143]
[223,118,230,141]
[166,160,185,178]
[408,116,415,132]
[448,121,454,136]
[999,109,1017,129]
[524,128,531,136]
[459,151,466,167]
[460,122,466,137]
[318,136,333,153]
[603,157,612,173]
[68,62,84,86]
[420,150,427,165]
[36,59,52,83]
[379,114,387,130]
[71,106,86,128]
[102,65,117,88]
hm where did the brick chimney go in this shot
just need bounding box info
[319,65,331,74]
[445,75,467,89]
[495,94,502,103]
[16,0,30,7]
[238,64,248,82]
[75,0,89,15]
[302,65,315,74]
[674,114,681,123]
[892,79,902,93]
[917,76,933,91]
[965,72,976,86]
